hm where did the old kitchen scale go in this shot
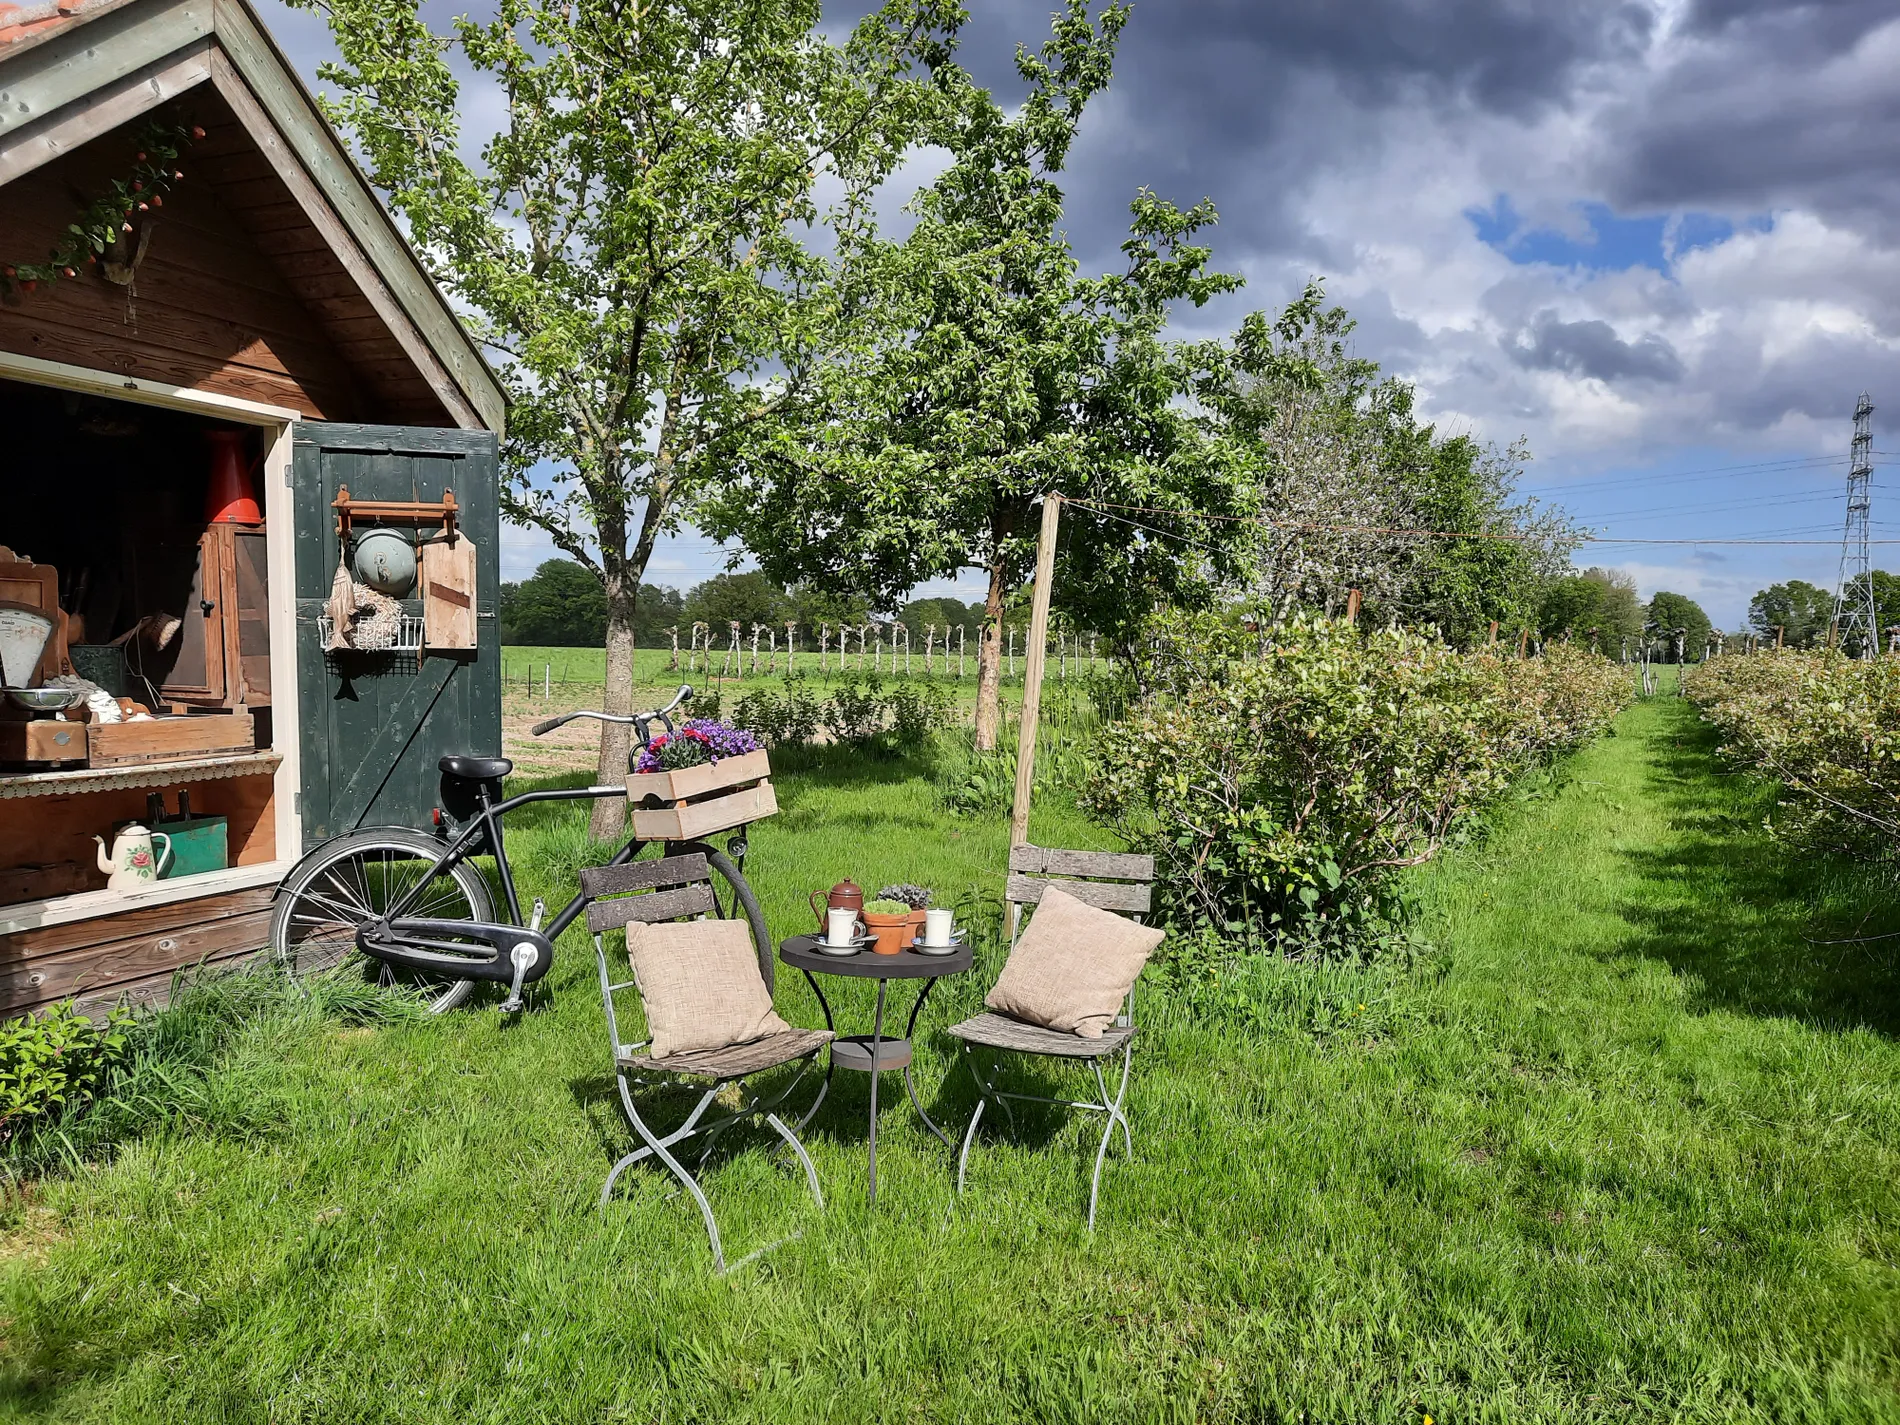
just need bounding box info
[0,602,86,764]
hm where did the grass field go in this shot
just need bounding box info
[5,696,1900,1421]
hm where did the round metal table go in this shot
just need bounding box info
[780,934,973,1203]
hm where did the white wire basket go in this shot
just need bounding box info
[316,612,425,654]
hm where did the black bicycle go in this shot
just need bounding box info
[268,684,766,1013]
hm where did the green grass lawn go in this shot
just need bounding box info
[5,698,1900,1421]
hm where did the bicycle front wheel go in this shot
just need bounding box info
[269,828,494,1014]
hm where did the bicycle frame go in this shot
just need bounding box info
[383,781,639,940]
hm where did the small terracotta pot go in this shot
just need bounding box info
[862,910,912,956]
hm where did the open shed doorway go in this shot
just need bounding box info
[0,375,283,911]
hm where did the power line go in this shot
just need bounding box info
[1065,498,1900,548]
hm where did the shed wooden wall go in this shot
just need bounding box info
[0,90,457,426]
[0,886,274,1018]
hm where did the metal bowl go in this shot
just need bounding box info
[7,687,82,713]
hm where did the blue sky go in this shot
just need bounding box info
[256,0,1900,630]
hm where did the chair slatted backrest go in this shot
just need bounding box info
[583,853,714,933]
[1005,845,1155,925]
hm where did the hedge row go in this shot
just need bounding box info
[1083,614,1631,958]
[1683,651,1900,864]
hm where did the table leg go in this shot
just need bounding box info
[868,978,888,1204]
[796,968,836,1132]
[903,977,952,1147]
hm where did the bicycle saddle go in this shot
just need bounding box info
[439,754,513,780]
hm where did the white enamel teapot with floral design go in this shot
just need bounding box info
[95,823,173,890]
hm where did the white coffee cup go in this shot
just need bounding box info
[826,907,861,947]
[924,907,954,948]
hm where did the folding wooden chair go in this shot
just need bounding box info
[587,851,831,1271]
[947,845,1156,1230]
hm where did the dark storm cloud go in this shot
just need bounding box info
[935,0,1656,272]
[1505,311,1685,384]
[1600,0,1900,231]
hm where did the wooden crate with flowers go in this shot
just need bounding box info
[626,719,776,841]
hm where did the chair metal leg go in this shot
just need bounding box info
[957,1094,986,1196]
[1086,1047,1134,1232]
[764,1111,824,1211]
[623,1088,727,1270]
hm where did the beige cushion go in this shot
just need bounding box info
[626,919,790,1060]
[985,885,1164,1038]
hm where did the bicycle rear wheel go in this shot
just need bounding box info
[269,828,494,1014]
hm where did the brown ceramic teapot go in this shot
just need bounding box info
[810,878,864,931]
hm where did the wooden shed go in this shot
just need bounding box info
[0,0,505,1016]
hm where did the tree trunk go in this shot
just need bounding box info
[590,544,637,841]
[974,547,1008,752]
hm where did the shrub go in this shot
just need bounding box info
[827,676,887,743]
[886,680,951,749]
[1684,650,1900,863]
[0,1003,131,1149]
[1084,612,1628,958]
[732,675,822,747]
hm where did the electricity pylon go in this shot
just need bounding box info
[1832,392,1878,657]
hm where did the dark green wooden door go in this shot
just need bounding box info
[292,422,501,849]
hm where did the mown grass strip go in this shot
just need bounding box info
[3,701,1897,1422]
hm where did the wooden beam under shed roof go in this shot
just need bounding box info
[0,0,504,433]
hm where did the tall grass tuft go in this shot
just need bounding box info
[3,966,425,1184]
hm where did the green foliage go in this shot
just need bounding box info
[826,676,887,744]
[885,679,952,749]
[0,1004,130,1148]
[295,0,959,814]
[499,560,685,647]
[702,1,1265,743]
[1748,578,1832,649]
[1211,287,1575,641]
[1684,650,1900,863]
[1646,590,1713,661]
[648,734,712,771]
[732,675,823,747]
[683,573,790,634]
[1084,612,1630,958]
[1540,566,1643,649]
[863,898,910,915]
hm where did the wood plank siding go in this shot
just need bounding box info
[0,885,274,1017]
[0,90,457,425]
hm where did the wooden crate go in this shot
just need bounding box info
[0,719,87,765]
[627,749,777,841]
[87,712,255,768]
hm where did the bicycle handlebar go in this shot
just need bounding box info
[530,684,693,738]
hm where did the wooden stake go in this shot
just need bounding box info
[1344,588,1361,624]
[1487,620,1499,645]
[1007,495,1062,936]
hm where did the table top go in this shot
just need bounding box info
[780,934,974,979]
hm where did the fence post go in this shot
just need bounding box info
[1008,495,1062,939]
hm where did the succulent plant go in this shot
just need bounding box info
[863,898,911,916]
[877,883,933,909]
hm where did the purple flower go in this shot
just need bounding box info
[636,717,761,773]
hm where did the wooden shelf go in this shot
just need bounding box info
[0,751,281,801]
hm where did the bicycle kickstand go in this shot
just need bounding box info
[500,898,547,1014]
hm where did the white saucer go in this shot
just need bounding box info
[907,932,966,955]
[815,934,875,956]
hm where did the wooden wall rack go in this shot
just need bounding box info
[332,486,459,543]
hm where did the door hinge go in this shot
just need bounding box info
[293,791,302,816]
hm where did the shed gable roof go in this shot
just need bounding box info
[0,0,503,432]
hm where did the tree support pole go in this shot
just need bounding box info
[1008,495,1062,939]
